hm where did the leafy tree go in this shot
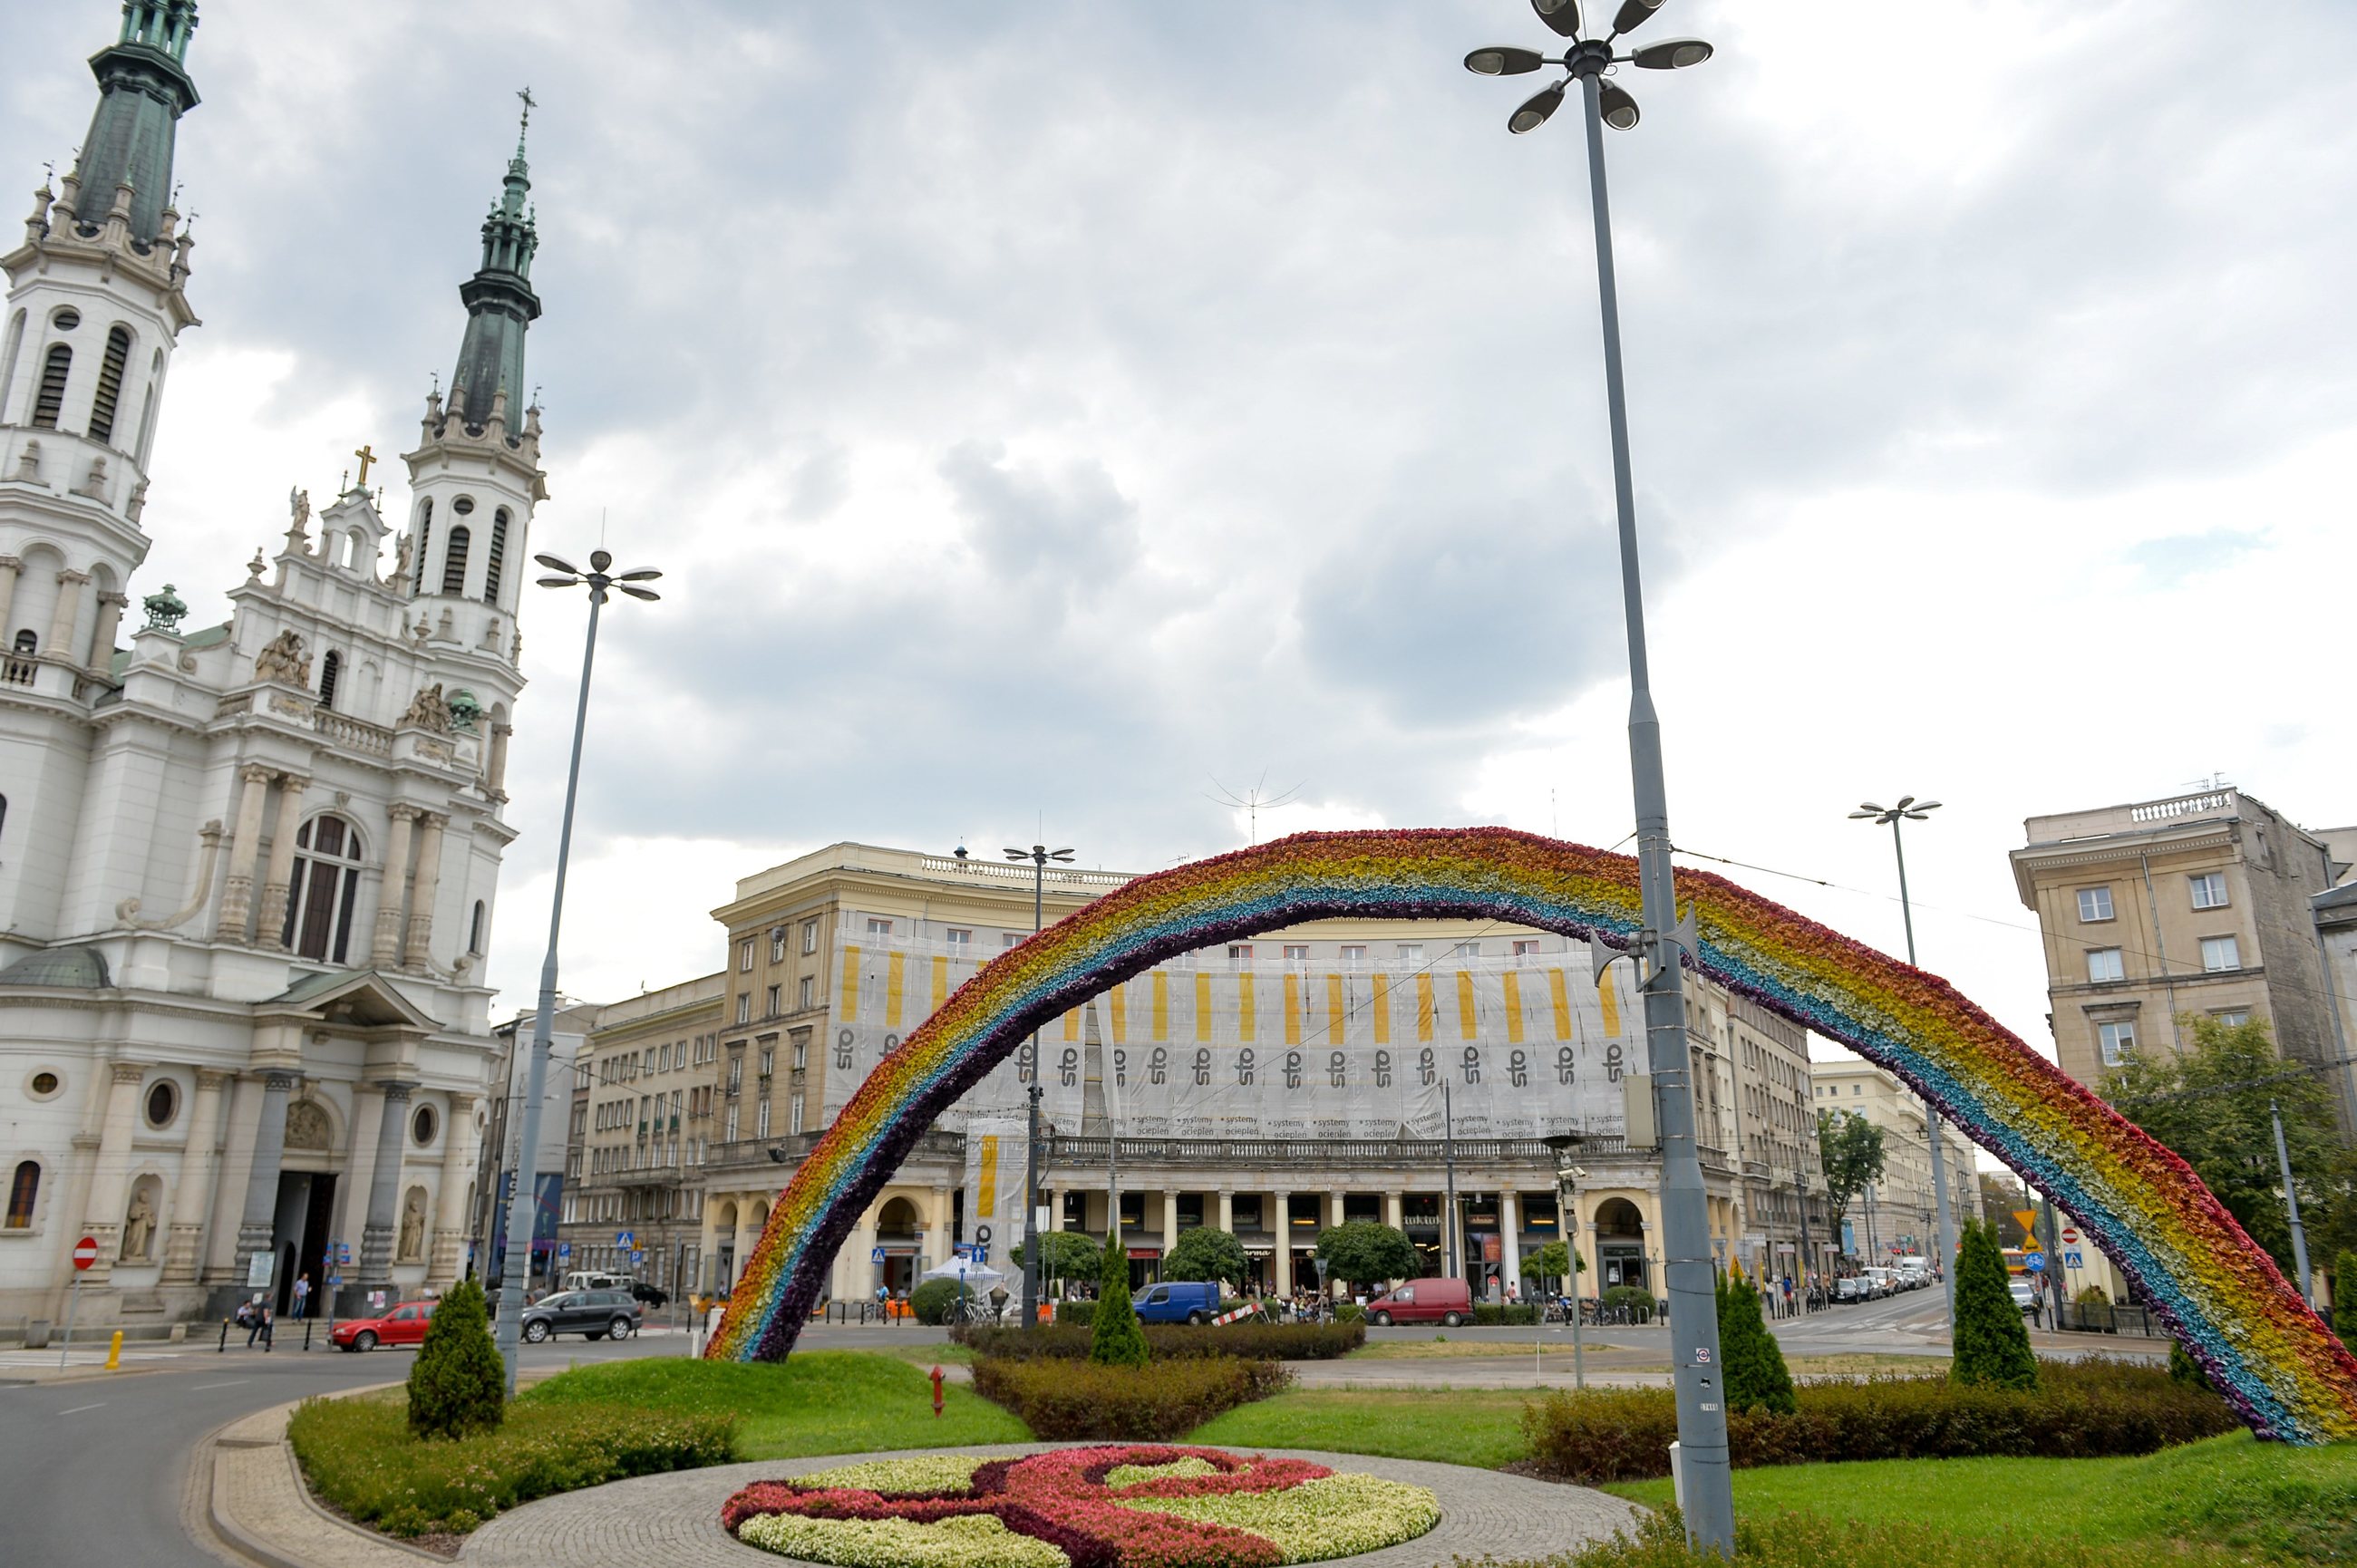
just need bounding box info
[1012,1230,1102,1297]
[909,1277,964,1326]
[1519,1241,1585,1292]
[1950,1219,2039,1391]
[1088,1231,1149,1367]
[1816,1108,1887,1252]
[1313,1222,1417,1292]
[2336,1251,2357,1348]
[406,1278,503,1439]
[1715,1271,1795,1415]
[1163,1227,1250,1290]
[2103,1014,2340,1280]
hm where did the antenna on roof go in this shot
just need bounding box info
[1206,770,1306,846]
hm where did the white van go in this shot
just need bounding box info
[564,1270,633,1293]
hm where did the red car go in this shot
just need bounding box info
[332,1299,438,1350]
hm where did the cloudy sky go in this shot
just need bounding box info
[5,1,2351,1067]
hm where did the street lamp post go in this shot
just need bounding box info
[1542,1133,1588,1388]
[1848,798,1960,1332]
[491,547,661,1396]
[1005,844,1073,1331]
[1465,2,1731,1553]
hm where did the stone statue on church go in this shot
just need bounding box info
[284,486,312,555]
[400,682,454,733]
[392,531,412,581]
[397,1188,426,1263]
[253,628,310,686]
[121,1186,155,1260]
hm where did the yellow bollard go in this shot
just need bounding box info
[105,1329,122,1370]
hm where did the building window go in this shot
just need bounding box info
[143,1079,177,1128]
[2097,1020,2137,1067]
[1340,944,1367,969]
[2086,948,2125,983]
[1395,943,1424,963]
[2189,873,2229,910]
[765,983,781,1017]
[736,992,752,1025]
[757,1099,771,1138]
[1453,942,1482,960]
[799,975,814,1010]
[866,918,892,938]
[771,927,787,963]
[31,343,71,428]
[791,1033,808,1070]
[1004,931,1024,948]
[1282,944,1310,965]
[441,526,470,594]
[282,814,364,963]
[727,1053,743,1094]
[790,1094,805,1135]
[483,508,509,603]
[5,1160,35,1228]
[724,1104,739,1141]
[1227,944,1254,970]
[315,649,342,710]
[803,920,819,953]
[2200,935,2239,973]
[2076,886,2113,923]
[89,324,131,443]
[1513,939,1541,963]
[739,938,754,972]
[2212,1008,2251,1027]
[759,1047,775,1079]
[946,927,971,951]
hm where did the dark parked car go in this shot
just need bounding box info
[631,1281,670,1309]
[519,1287,642,1343]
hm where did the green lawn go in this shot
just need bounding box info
[527,1350,1029,1458]
[1605,1432,2357,1564]
[1185,1388,1532,1468]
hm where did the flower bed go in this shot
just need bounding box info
[725,1445,1440,1568]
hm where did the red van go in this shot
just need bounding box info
[1363,1276,1471,1327]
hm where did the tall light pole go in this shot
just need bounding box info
[492,547,661,1395]
[1848,798,1959,1333]
[1465,2,1731,1553]
[1005,843,1072,1330]
[1542,1133,1588,1388]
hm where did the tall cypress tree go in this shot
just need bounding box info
[1089,1234,1149,1367]
[1951,1219,2040,1390]
[1716,1271,1795,1414]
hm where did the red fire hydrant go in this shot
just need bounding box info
[930,1364,946,1418]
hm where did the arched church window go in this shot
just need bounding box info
[0,310,24,424]
[31,344,71,429]
[5,1160,35,1229]
[484,508,509,604]
[89,325,132,444]
[441,526,470,595]
[318,650,341,710]
[470,899,486,954]
[282,813,365,963]
[14,630,36,655]
[413,499,432,595]
[135,347,163,463]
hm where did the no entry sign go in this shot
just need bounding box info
[72,1234,100,1271]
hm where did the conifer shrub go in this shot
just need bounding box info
[1089,1236,1149,1368]
[909,1277,964,1326]
[1717,1273,1796,1416]
[407,1278,505,1440]
[1951,1219,2040,1391]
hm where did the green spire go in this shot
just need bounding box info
[71,2,200,245]
[450,89,543,433]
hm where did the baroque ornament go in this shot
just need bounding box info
[723,1447,1439,1568]
[705,828,2357,1446]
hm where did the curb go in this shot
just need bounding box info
[200,1389,443,1568]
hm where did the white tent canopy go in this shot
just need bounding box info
[917,1260,1007,1288]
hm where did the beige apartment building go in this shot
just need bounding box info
[1809,1058,1979,1266]
[666,842,1838,1305]
[2010,789,2352,1133]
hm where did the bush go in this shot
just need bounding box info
[1473,1303,1541,1326]
[1954,1220,2040,1391]
[909,1278,965,1326]
[1718,1273,1795,1417]
[1520,1360,2238,1485]
[1055,1300,1096,1329]
[1335,1303,1366,1325]
[406,1278,504,1440]
[288,1389,733,1537]
[955,1321,1363,1362]
[970,1355,1290,1439]
[1602,1285,1654,1321]
[1089,1236,1149,1368]
[1472,1500,2202,1568]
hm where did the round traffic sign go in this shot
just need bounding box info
[2061,1229,2080,1244]
[2022,1252,2046,1273]
[72,1235,100,1271]
[974,1224,993,1245]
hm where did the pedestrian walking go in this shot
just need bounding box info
[291,1273,311,1321]
[244,1294,267,1347]
[258,1303,275,1350]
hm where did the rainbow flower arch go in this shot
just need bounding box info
[707,828,2357,1444]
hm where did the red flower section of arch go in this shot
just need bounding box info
[723,1447,1334,1568]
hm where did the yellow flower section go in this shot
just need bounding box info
[737,1512,1072,1568]
[1103,1457,1221,1490]
[798,1456,992,1495]
[1121,1475,1441,1563]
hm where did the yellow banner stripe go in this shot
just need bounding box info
[1325,974,1345,1046]
[885,952,905,1028]
[1415,974,1435,1042]
[931,954,949,1011]
[1195,973,1213,1043]
[1153,973,1169,1040]
[1372,973,1392,1044]
[1598,972,1621,1036]
[1456,971,1478,1040]
[1283,973,1302,1046]
[839,944,862,1020]
[1501,971,1526,1044]
[1547,968,1572,1040]
[1238,973,1256,1043]
[1110,983,1128,1043]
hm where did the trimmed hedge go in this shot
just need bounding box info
[1472,1304,1542,1326]
[954,1321,1363,1362]
[1521,1360,2238,1485]
[1477,1501,2196,1568]
[969,1355,1292,1439]
[1055,1300,1096,1328]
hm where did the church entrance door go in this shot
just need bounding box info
[269,1171,337,1315]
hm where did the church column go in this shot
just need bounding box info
[217,764,274,940]
[355,1082,414,1302]
[161,1069,232,1284]
[1271,1189,1293,1296]
[371,805,417,967]
[429,1094,475,1286]
[255,771,310,950]
[46,568,88,660]
[1499,1190,1522,1302]
[229,1070,297,1295]
[85,588,127,672]
[79,1062,149,1287]
[402,813,447,970]
[0,557,22,639]
[486,722,512,796]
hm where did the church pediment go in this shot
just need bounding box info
[258,969,438,1031]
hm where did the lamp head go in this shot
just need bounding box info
[1599,80,1640,129]
[1466,45,1548,75]
[1630,37,1712,69]
[1508,82,1566,133]
[1531,0,1582,39]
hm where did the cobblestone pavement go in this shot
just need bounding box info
[461,1444,1640,1568]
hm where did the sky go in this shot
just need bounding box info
[4,1,2351,1074]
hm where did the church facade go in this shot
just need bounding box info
[0,1,554,1327]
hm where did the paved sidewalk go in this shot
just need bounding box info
[461,1445,1640,1568]
[204,1398,439,1568]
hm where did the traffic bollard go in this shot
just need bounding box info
[105,1330,122,1370]
[303,1318,313,1351]
[218,1317,228,1352]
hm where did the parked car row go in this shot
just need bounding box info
[331,1287,645,1351]
[1827,1263,1940,1304]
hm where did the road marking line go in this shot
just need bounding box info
[57,1402,105,1415]
[191,1380,248,1389]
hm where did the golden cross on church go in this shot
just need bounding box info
[353,443,376,488]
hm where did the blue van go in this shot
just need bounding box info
[1131,1280,1220,1324]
